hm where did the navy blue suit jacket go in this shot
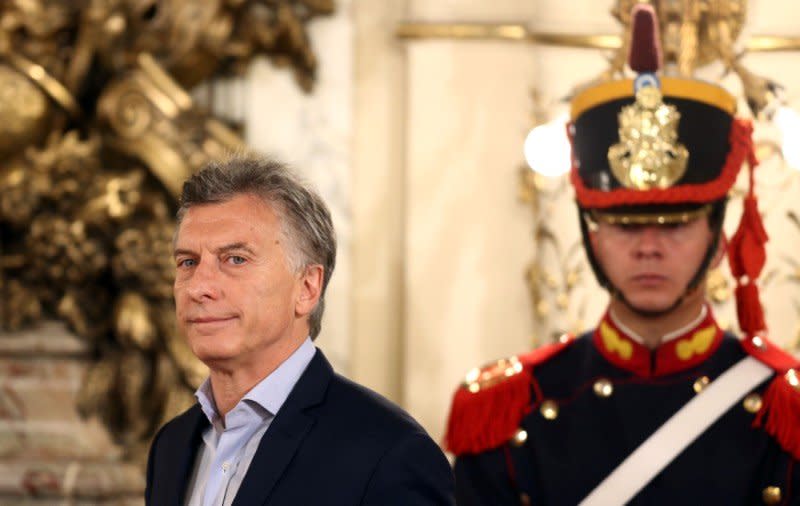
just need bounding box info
[145,349,454,505]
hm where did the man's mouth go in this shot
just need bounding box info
[188,316,237,325]
[631,273,666,285]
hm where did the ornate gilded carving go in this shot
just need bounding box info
[608,86,689,190]
[0,64,51,157]
[519,163,589,343]
[602,1,780,118]
[608,0,747,78]
[0,0,334,465]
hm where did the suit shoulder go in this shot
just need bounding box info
[444,334,577,456]
[326,373,427,436]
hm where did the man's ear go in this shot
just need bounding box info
[296,264,324,317]
[711,233,727,269]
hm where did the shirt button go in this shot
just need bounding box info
[222,461,231,473]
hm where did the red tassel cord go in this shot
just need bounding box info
[733,283,766,337]
[727,132,768,336]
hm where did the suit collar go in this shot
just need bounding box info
[158,404,208,505]
[233,348,333,506]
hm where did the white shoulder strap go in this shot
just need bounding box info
[579,355,773,506]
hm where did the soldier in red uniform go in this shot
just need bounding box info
[445,5,800,505]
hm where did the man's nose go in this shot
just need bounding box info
[633,226,664,257]
[184,258,221,301]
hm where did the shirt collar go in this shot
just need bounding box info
[609,305,708,345]
[196,378,219,427]
[195,337,317,424]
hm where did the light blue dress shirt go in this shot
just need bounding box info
[184,338,316,506]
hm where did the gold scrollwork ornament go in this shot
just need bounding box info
[608,86,689,190]
[0,0,336,475]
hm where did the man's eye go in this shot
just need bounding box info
[177,258,196,268]
[228,256,246,265]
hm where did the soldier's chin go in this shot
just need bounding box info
[630,304,676,318]
[618,292,679,318]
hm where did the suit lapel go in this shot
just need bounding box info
[155,404,208,505]
[232,350,333,506]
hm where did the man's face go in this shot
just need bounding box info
[173,193,313,371]
[589,217,715,313]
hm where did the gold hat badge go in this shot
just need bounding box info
[607,85,689,190]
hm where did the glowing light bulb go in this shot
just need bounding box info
[523,113,571,177]
[773,106,800,170]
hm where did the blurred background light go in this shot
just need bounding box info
[523,113,571,177]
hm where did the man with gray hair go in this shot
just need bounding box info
[145,155,454,505]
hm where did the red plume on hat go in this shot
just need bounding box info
[628,3,662,74]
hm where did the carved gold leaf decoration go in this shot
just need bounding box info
[706,267,732,304]
[0,0,335,471]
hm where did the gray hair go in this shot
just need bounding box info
[176,155,336,339]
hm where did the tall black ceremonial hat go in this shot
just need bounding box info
[568,3,768,338]
[568,4,754,224]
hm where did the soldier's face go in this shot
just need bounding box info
[589,217,717,313]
